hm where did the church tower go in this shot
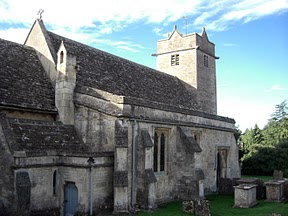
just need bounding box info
[156,26,218,114]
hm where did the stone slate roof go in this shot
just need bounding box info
[0,38,56,113]
[47,31,199,110]
[6,118,88,156]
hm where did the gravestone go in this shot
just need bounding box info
[273,170,283,180]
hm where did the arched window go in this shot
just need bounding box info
[60,51,64,64]
[153,129,168,173]
[53,170,57,195]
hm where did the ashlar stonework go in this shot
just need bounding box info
[0,18,240,215]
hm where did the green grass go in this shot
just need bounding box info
[138,195,288,216]
[207,194,288,216]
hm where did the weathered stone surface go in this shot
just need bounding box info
[115,120,128,148]
[273,170,284,180]
[179,127,202,152]
[114,171,128,187]
[236,178,265,199]
[234,184,258,208]
[141,129,154,147]
[145,169,157,184]
[283,180,288,199]
[265,180,285,202]
[195,169,205,181]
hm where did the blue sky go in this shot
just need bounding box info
[0,0,287,131]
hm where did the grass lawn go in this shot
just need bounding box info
[138,195,288,216]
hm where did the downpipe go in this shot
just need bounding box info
[130,119,136,213]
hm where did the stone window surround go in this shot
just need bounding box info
[153,128,169,174]
[60,51,64,64]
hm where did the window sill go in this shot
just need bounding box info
[154,171,167,177]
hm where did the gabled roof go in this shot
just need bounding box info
[0,38,57,113]
[47,31,199,110]
[6,117,88,157]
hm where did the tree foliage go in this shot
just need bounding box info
[240,100,288,177]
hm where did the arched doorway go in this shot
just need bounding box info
[216,149,228,190]
[64,182,78,216]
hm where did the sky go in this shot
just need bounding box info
[0,0,287,131]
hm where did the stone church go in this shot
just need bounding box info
[0,18,240,215]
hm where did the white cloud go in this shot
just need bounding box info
[265,85,287,92]
[223,43,238,47]
[0,0,287,52]
[193,0,288,31]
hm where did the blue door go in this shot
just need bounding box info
[64,182,78,216]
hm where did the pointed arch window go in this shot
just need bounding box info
[60,51,64,64]
[153,128,169,172]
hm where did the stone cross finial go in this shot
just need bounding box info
[37,9,44,20]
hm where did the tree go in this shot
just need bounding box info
[241,124,264,152]
[270,100,288,122]
[263,100,288,147]
[241,99,288,177]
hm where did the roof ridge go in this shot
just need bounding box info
[47,31,181,80]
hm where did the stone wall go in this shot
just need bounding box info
[127,120,239,206]
[75,105,116,152]
[194,129,240,192]
[11,155,113,214]
[0,116,15,210]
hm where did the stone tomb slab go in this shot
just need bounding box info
[234,184,258,208]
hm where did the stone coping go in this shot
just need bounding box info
[265,180,285,186]
[234,184,257,190]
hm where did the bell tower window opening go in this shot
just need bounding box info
[171,54,179,66]
[204,55,208,67]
